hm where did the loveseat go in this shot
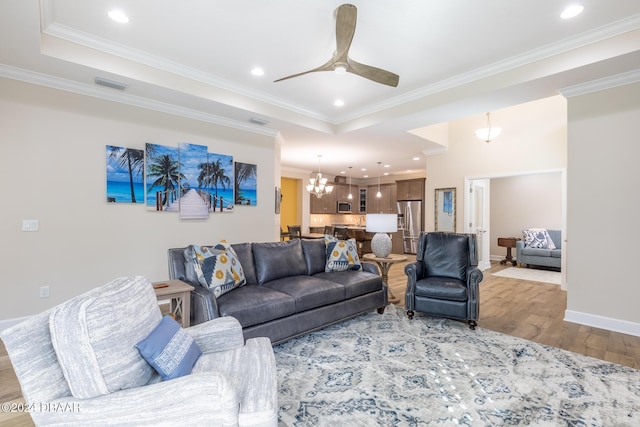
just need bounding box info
[516,229,562,269]
[167,238,386,345]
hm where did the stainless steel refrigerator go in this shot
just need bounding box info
[397,200,422,254]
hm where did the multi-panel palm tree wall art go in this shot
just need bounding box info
[106,145,144,203]
[234,162,257,206]
[107,143,245,217]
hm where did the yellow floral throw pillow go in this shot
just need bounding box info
[190,241,246,297]
[324,235,362,272]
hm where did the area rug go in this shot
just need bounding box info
[274,305,639,426]
[492,267,561,285]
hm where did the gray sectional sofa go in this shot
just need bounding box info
[516,229,562,269]
[168,238,386,344]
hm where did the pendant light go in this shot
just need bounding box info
[376,162,382,198]
[347,166,353,200]
[475,112,502,143]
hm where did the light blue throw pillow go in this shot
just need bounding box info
[135,315,202,381]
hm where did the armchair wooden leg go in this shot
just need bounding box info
[407,310,415,320]
[377,306,386,314]
[468,320,477,330]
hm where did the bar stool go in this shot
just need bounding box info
[287,225,301,239]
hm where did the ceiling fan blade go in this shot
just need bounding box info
[347,58,399,87]
[274,58,335,83]
[334,4,357,63]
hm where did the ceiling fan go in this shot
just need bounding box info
[274,4,399,87]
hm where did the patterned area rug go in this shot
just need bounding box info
[274,305,639,426]
[492,267,561,285]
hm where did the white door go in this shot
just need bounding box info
[466,179,491,270]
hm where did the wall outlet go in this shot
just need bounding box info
[39,286,50,298]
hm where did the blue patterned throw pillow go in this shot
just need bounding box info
[189,240,246,297]
[522,228,556,249]
[324,235,362,272]
[135,315,202,381]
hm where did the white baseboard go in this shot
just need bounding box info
[0,316,31,334]
[564,310,640,337]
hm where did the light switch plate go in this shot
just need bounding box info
[22,219,39,231]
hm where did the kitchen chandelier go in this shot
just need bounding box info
[306,155,334,198]
[474,112,502,143]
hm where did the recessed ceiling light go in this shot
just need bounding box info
[251,67,264,76]
[340,171,346,174]
[108,9,129,23]
[561,4,584,19]
[361,168,367,171]
[413,157,420,161]
[334,99,345,107]
[384,172,390,176]
[383,164,390,168]
[363,175,369,178]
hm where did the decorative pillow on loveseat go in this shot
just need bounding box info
[187,240,246,297]
[135,315,202,381]
[522,228,556,249]
[324,235,361,272]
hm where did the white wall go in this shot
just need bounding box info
[0,78,279,320]
[565,81,640,329]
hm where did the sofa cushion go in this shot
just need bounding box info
[314,270,382,299]
[264,276,345,312]
[522,247,553,257]
[49,276,162,399]
[187,241,246,297]
[551,249,562,258]
[324,236,361,272]
[301,239,327,275]
[135,315,202,381]
[522,228,556,249]
[231,243,258,285]
[217,284,296,328]
[252,240,307,285]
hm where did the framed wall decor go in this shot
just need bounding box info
[234,162,257,205]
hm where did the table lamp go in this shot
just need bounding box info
[366,214,398,258]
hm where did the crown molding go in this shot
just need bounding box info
[559,69,640,97]
[41,21,331,124]
[0,64,279,138]
[335,14,640,123]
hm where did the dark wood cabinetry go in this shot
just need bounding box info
[335,183,355,203]
[366,183,397,214]
[396,178,425,201]
[309,185,336,214]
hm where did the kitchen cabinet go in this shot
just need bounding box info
[366,183,396,214]
[309,185,336,214]
[335,183,355,203]
[358,187,367,213]
[396,178,425,201]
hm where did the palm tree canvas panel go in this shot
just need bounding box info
[106,145,144,203]
[234,162,257,205]
[198,150,234,214]
[145,143,184,212]
[177,143,213,219]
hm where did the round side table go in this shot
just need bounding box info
[362,253,407,304]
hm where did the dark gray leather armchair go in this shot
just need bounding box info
[404,232,483,329]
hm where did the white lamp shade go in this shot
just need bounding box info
[366,214,397,233]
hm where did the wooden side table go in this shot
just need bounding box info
[152,279,194,328]
[362,253,407,304]
[497,237,520,266]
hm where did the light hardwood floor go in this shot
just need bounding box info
[2,261,639,426]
